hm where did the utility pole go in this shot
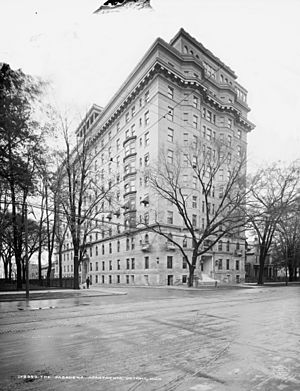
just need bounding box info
[24,202,29,299]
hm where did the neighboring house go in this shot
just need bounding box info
[245,238,278,282]
[56,29,254,286]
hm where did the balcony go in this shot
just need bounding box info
[234,249,243,257]
[123,171,137,181]
[123,190,137,198]
[166,241,176,250]
[123,135,137,147]
[123,152,137,162]
[141,242,151,251]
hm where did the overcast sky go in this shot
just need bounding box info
[1,0,300,172]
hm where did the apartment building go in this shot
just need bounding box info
[55,28,254,286]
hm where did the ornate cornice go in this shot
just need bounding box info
[90,60,254,146]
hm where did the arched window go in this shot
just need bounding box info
[184,45,188,54]
[145,233,149,243]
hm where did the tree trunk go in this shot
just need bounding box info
[3,260,8,281]
[59,246,63,288]
[257,250,266,285]
[16,258,22,290]
[8,256,12,282]
[188,257,196,287]
[73,248,80,289]
[46,260,52,287]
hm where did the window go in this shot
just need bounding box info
[228,118,232,129]
[126,275,129,284]
[117,275,120,284]
[89,247,92,257]
[102,261,105,271]
[144,211,149,224]
[95,246,98,256]
[131,237,135,250]
[182,257,187,269]
[193,115,198,129]
[167,256,173,269]
[95,275,98,283]
[109,243,112,254]
[192,196,197,208]
[144,111,150,125]
[131,258,135,269]
[168,128,174,143]
[236,260,240,271]
[237,145,242,157]
[207,110,212,122]
[207,128,212,141]
[219,169,224,181]
[125,112,129,123]
[131,275,135,284]
[182,275,187,283]
[167,86,174,99]
[192,135,198,149]
[126,238,130,251]
[117,240,120,253]
[167,149,174,164]
[237,129,242,139]
[144,256,149,269]
[218,240,223,251]
[109,275,112,284]
[193,96,198,108]
[192,176,197,189]
[218,259,223,270]
[226,259,230,270]
[202,125,206,138]
[144,153,149,166]
[126,258,130,269]
[131,106,135,117]
[226,241,230,252]
[109,261,112,270]
[192,214,197,227]
[116,122,120,132]
[228,135,232,146]
[167,106,174,121]
[102,275,105,284]
[145,90,149,103]
[167,211,173,224]
[144,132,149,146]
[117,260,120,270]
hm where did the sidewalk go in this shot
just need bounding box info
[0,286,127,302]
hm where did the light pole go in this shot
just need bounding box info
[24,202,29,300]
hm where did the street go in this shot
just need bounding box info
[0,286,299,391]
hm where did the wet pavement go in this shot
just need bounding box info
[0,286,299,390]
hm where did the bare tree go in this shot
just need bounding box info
[272,201,300,283]
[56,113,117,289]
[247,161,300,285]
[142,140,248,287]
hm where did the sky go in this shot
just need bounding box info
[1,0,300,172]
